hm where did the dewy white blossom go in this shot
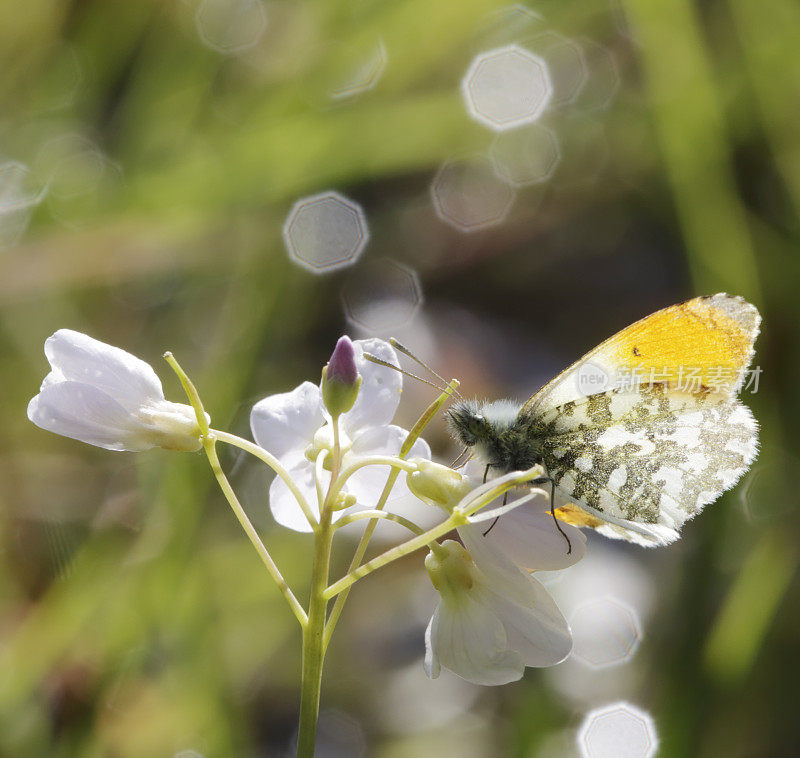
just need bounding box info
[424,528,576,686]
[27,329,205,452]
[250,338,430,532]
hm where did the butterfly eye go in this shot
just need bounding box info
[468,415,486,435]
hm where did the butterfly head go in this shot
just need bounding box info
[446,400,490,447]
[446,399,522,448]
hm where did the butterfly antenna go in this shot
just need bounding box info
[389,338,465,400]
[362,353,455,395]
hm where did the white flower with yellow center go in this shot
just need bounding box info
[250,338,430,531]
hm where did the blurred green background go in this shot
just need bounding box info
[1,1,798,756]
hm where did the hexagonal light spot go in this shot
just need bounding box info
[431,156,516,232]
[462,45,552,131]
[196,0,267,55]
[283,191,368,274]
[329,40,387,100]
[570,597,641,668]
[490,123,560,186]
[576,40,620,111]
[342,257,422,334]
[530,32,587,107]
[579,702,658,758]
[740,455,796,524]
[0,161,45,247]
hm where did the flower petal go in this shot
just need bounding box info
[268,459,321,532]
[482,498,586,571]
[424,609,442,679]
[27,381,147,451]
[341,339,402,433]
[44,330,164,411]
[459,524,541,607]
[251,382,324,460]
[432,593,524,685]
[482,583,572,667]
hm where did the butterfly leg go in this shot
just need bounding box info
[483,464,491,484]
[533,476,571,555]
[482,491,507,536]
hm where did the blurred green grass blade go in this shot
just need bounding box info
[705,530,798,683]
[728,0,800,219]
[623,0,761,300]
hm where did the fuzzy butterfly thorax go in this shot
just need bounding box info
[447,398,548,473]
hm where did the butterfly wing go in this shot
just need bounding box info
[523,292,760,414]
[523,293,760,546]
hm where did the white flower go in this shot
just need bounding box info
[424,528,575,686]
[250,338,430,532]
[27,329,204,452]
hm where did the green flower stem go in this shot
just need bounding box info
[203,435,307,626]
[163,353,307,625]
[212,429,318,531]
[323,465,545,601]
[332,509,425,536]
[333,455,416,491]
[323,512,466,600]
[323,380,460,646]
[296,415,341,758]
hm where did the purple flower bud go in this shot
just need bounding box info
[326,336,358,387]
[321,336,362,416]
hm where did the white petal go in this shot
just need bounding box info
[424,609,442,679]
[459,524,540,607]
[44,330,164,411]
[433,592,524,686]
[347,425,431,506]
[251,382,324,459]
[483,499,586,571]
[268,458,321,532]
[342,339,402,432]
[482,583,572,667]
[27,382,147,451]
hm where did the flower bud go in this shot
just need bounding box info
[425,540,476,597]
[408,459,472,512]
[321,336,362,416]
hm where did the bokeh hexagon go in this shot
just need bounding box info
[462,45,552,131]
[490,123,561,186]
[431,156,516,232]
[579,702,658,758]
[342,257,422,334]
[570,596,641,668]
[196,0,267,55]
[283,191,369,274]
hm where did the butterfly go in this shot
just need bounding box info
[445,293,760,546]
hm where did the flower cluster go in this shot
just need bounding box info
[27,330,586,687]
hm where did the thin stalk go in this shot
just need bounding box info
[323,513,465,600]
[296,415,341,757]
[203,436,307,626]
[323,466,545,600]
[332,510,425,535]
[212,429,318,530]
[163,354,306,625]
